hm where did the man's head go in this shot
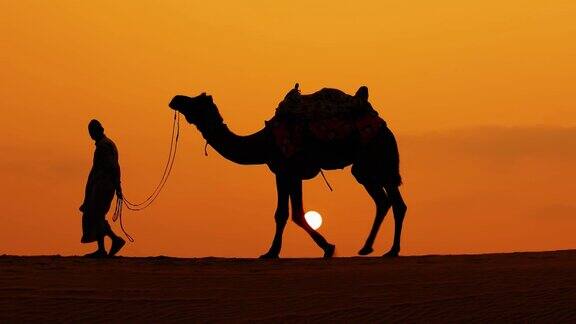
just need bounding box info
[88,119,105,141]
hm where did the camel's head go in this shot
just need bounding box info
[169,93,221,126]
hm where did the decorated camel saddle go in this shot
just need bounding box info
[267,84,386,158]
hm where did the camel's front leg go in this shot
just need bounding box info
[288,177,335,258]
[259,174,289,259]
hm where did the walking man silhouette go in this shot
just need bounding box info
[80,119,125,257]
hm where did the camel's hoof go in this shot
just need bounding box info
[323,244,336,258]
[259,253,279,259]
[358,246,374,256]
[382,249,400,258]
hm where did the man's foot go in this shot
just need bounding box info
[383,248,400,258]
[323,244,336,258]
[84,250,108,258]
[358,246,374,256]
[259,252,279,259]
[109,237,126,257]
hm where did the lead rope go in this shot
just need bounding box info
[112,111,181,242]
[123,112,180,210]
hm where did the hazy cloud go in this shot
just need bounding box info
[397,126,576,220]
[400,126,576,165]
[0,143,85,181]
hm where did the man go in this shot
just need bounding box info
[80,119,125,257]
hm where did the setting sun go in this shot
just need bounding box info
[305,211,323,230]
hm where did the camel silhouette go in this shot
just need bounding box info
[169,84,407,258]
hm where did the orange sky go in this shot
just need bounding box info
[1,1,575,257]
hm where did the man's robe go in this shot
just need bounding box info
[81,136,120,243]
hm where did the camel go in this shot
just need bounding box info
[169,84,407,258]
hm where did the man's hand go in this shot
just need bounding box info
[79,204,85,213]
[116,186,123,200]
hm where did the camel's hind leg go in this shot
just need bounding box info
[358,184,391,256]
[382,185,407,257]
[352,125,406,257]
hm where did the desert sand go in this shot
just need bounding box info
[1,250,575,322]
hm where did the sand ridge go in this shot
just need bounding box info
[1,250,575,322]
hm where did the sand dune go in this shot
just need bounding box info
[1,250,575,322]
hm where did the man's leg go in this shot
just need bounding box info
[105,222,125,256]
[84,236,108,258]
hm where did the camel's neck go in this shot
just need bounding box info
[194,107,271,165]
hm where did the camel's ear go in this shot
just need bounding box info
[355,86,369,101]
[200,92,207,97]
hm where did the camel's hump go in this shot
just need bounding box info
[274,86,377,121]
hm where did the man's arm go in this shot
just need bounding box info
[81,138,121,213]
[100,141,123,198]
[115,166,123,199]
